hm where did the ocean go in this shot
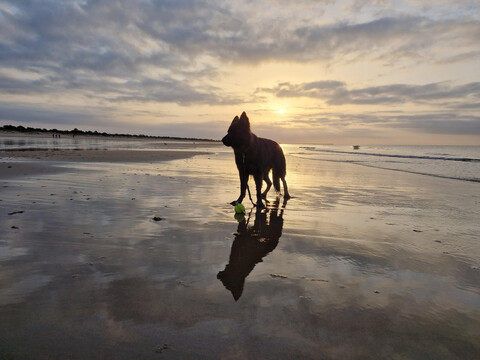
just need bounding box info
[1,136,479,183]
[284,144,480,183]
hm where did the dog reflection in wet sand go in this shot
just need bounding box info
[217,198,287,301]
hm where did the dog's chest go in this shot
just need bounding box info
[244,161,257,174]
[235,150,266,174]
[243,153,265,174]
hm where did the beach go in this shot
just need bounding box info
[1,136,479,359]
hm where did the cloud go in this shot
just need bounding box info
[281,111,480,136]
[0,0,235,104]
[0,67,242,106]
[0,102,110,128]
[92,77,243,106]
[1,1,479,104]
[2,2,478,69]
[385,113,480,135]
[259,81,480,106]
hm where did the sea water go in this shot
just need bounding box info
[284,144,480,183]
[2,136,479,182]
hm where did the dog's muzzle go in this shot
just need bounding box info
[222,135,231,146]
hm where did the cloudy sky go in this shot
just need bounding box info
[1,0,479,144]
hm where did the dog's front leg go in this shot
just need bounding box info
[231,170,247,205]
[254,173,265,209]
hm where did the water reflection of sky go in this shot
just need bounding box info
[0,136,226,152]
[0,152,479,358]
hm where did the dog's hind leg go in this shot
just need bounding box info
[261,171,272,198]
[273,162,291,200]
[281,177,291,200]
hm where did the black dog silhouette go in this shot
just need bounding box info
[218,198,287,300]
[222,112,290,208]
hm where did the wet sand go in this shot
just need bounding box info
[0,142,479,359]
[1,149,207,164]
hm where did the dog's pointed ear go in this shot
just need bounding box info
[229,116,239,128]
[239,112,250,127]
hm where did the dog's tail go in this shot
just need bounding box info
[272,145,286,192]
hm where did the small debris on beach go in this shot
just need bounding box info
[270,274,288,279]
[155,344,169,354]
[413,229,423,232]
[299,276,328,282]
[153,216,164,221]
[11,226,19,229]
[8,210,24,215]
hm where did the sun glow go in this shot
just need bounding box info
[277,109,284,114]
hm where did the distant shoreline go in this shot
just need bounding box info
[0,126,220,165]
[0,125,220,142]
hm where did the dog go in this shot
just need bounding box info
[222,112,290,208]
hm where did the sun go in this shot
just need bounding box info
[277,109,284,115]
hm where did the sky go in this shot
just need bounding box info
[0,0,479,145]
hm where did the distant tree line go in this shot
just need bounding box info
[0,124,218,142]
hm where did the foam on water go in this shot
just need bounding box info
[284,144,480,182]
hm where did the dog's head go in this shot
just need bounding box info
[222,112,251,149]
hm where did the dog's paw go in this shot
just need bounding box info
[230,200,238,206]
[256,201,265,209]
